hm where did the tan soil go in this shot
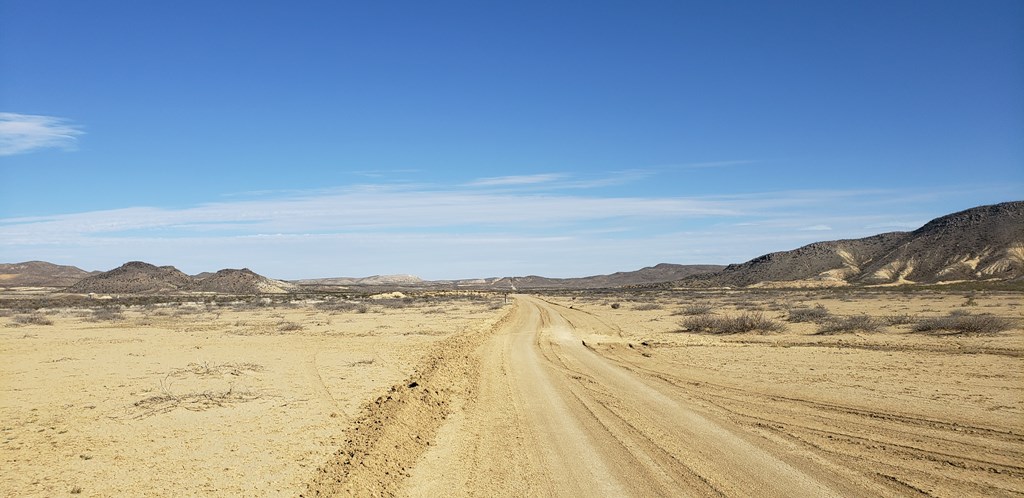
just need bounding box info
[3,290,1022,496]
[0,296,505,496]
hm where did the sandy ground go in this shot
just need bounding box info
[3,289,1023,496]
[0,294,506,497]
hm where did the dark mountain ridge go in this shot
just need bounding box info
[65,262,292,295]
[679,201,1023,287]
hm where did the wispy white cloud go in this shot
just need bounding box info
[798,224,832,231]
[864,221,924,230]
[0,112,84,156]
[466,173,567,187]
[0,184,952,279]
[670,160,758,169]
[0,186,742,244]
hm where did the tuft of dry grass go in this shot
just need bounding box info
[634,303,662,311]
[674,303,714,316]
[787,305,830,323]
[89,307,124,322]
[913,313,1013,335]
[169,361,265,377]
[316,300,369,313]
[884,313,916,326]
[132,384,262,419]
[10,312,53,326]
[276,321,303,332]
[816,315,883,334]
[679,312,786,334]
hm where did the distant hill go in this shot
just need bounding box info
[679,201,1023,288]
[296,264,724,290]
[197,268,296,294]
[67,261,195,294]
[857,201,1023,284]
[494,264,726,290]
[66,262,293,295]
[14,201,1020,293]
[0,261,96,288]
[294,274,424,286]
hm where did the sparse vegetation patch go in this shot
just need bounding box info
[316,300,369,313]
[679,312,786,334]
[816,315,882,334]
[277,321,303,332]
[787,305,830,323]
[884,313,916,326]
[169,361,265,377]
[132,385,262,419]
[9,312,53,326]
[634,302,662,311]
[913,313,1013,335]
[675,303,714,316]
[89,307,124,322]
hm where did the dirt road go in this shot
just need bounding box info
[403,296,880,496]
[307,294,1023,496]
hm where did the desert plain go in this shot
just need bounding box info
[1,288,1022,497]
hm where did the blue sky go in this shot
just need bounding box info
[1,1,1021,279]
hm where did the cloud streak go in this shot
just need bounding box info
[0,112,84,156]
[465,173,567,187]
[0,183,947,279]
[0,186,744,243]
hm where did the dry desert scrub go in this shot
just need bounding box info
[315,300,369,313]
[634,302,663,311]
[815,315,883,335]
[786,305,830,323]
[276,321,304,332]
[10,312,53,326]
[679,312,786,334]
[132,384,262,419]
[913,313,1014,335]
[884,313,916,326]
[674,303,714,316]
[89,307,125,322]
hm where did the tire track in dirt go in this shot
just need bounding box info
[595,336,1024,496]
[302,309,514,497]
[406,296,890,496]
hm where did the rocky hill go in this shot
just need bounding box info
[197,268,296,294]
[0,261,96,288]
[857,201,1023,284]
[66,261,195,294]
[679,201,1023,287]
[66,262,293,295]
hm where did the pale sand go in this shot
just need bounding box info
[3,290,1022,496]
[0,296,505,496]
